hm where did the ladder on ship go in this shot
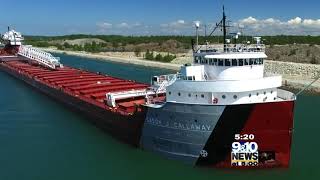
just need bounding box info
[18,45,62,69]
[155,74,177,94]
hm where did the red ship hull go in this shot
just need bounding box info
[0,59,148,145]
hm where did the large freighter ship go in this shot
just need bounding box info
[0,8,295,168]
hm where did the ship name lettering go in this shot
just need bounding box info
[146,117,211,131]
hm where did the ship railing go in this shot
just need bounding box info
[196,44,265,53]
[106,89,151,107]
[156,80,168,94]
[18,45,62,69]
[152,74,177,94]
[152,74,177,86]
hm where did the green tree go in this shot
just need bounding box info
[161,53,176,62]
[134,47,141,57]
[112,42,119,51]
[56,44,64,50]
[63,42,71,49]
[155,54,163,61]
[91,41,97,52]
[145,50,154,60]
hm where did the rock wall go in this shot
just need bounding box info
[265,60,320,79]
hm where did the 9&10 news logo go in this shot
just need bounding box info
[231,134,258,167]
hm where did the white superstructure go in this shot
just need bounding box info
[1,28,63,69]
[146,7,295,107]
[1,29,24,46]
[160,41,282,106]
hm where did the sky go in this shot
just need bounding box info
[0,0,320,36]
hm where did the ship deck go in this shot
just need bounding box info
[0,58,155,115]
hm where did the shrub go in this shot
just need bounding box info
[144,51,176,62]
[288,49,297,56]
[162,53,176,62]
[311,56,317,64]
[306,49,310,57]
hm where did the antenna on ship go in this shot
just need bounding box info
[195,21,200,47]
[238,24,248,44]
[193,5,231,53]
[204,24,207,38]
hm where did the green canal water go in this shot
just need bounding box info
[0,54,319,180]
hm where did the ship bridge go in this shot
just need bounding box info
[1,29,24,46]
[182,43,267,81]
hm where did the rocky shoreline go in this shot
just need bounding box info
[42,48,320,95]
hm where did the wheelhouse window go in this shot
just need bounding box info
[245,59,249,65]
[239,59,244,66]
[258,58,264,65]
[209,58,217,65]
[225,59,231,66]
[232,59,237,66]
[194,56,200,63]
[213,59,218,65]
[200,56,205,64]
[203,58,264,67]
[249,59,254,65]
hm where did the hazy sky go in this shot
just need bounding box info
[0,0,319,35]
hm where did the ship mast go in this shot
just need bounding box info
[193,6,228,53]
[222,6,227,47]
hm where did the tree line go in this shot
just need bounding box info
[144,50,177,63]
[24,34,320,47]
[56,42,106,53]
